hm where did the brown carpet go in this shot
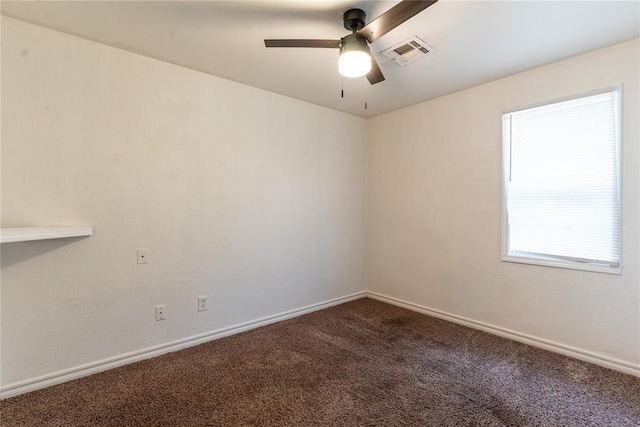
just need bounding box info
[1,298,639,426]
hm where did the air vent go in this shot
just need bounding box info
[380,36,435,67]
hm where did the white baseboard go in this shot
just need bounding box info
[0,291,366,400]
[366,291,640,377]
[4,289,637,399]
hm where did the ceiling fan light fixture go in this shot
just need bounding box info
[338,34,371,78]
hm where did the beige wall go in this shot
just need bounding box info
[0,17,366,390]
[367,38,640,368]
[2,15,638,397]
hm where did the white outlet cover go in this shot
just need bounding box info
[155,305,165,321]
[198,296,208,312]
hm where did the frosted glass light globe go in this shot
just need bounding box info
[338,34,371,78]
[339,50,372,78]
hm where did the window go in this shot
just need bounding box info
[502,88,621,274]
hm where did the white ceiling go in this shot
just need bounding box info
[2,1,639,118]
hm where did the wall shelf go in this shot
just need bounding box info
[0,227,93,243]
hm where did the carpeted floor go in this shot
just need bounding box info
[1,298,639,426]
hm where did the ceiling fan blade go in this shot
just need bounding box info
[358,0,437,43]
[367,56,385,85]
[264,39,341,48]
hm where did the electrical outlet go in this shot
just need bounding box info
[137,249,148,264]
[198,296,208,312]
[155,305,165,321]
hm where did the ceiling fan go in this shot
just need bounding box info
[264,0,438,85]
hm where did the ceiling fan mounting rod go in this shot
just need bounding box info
[343,8,366,34]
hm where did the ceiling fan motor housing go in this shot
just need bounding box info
[340,33,370,54]
[343,8,366,32]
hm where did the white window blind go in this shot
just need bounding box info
[503,88,621,272]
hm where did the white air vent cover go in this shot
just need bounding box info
[380,36,435,66]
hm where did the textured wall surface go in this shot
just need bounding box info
[2,15,638,393]
[367,39,640,366]
[0,17,366,387]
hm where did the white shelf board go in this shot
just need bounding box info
[0,227,93,243]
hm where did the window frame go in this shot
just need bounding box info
[501,86,623,275]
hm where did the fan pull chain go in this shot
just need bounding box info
[364,76,368,110]
[341,75,344,98]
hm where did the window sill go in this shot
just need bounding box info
[502,255,621,275]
